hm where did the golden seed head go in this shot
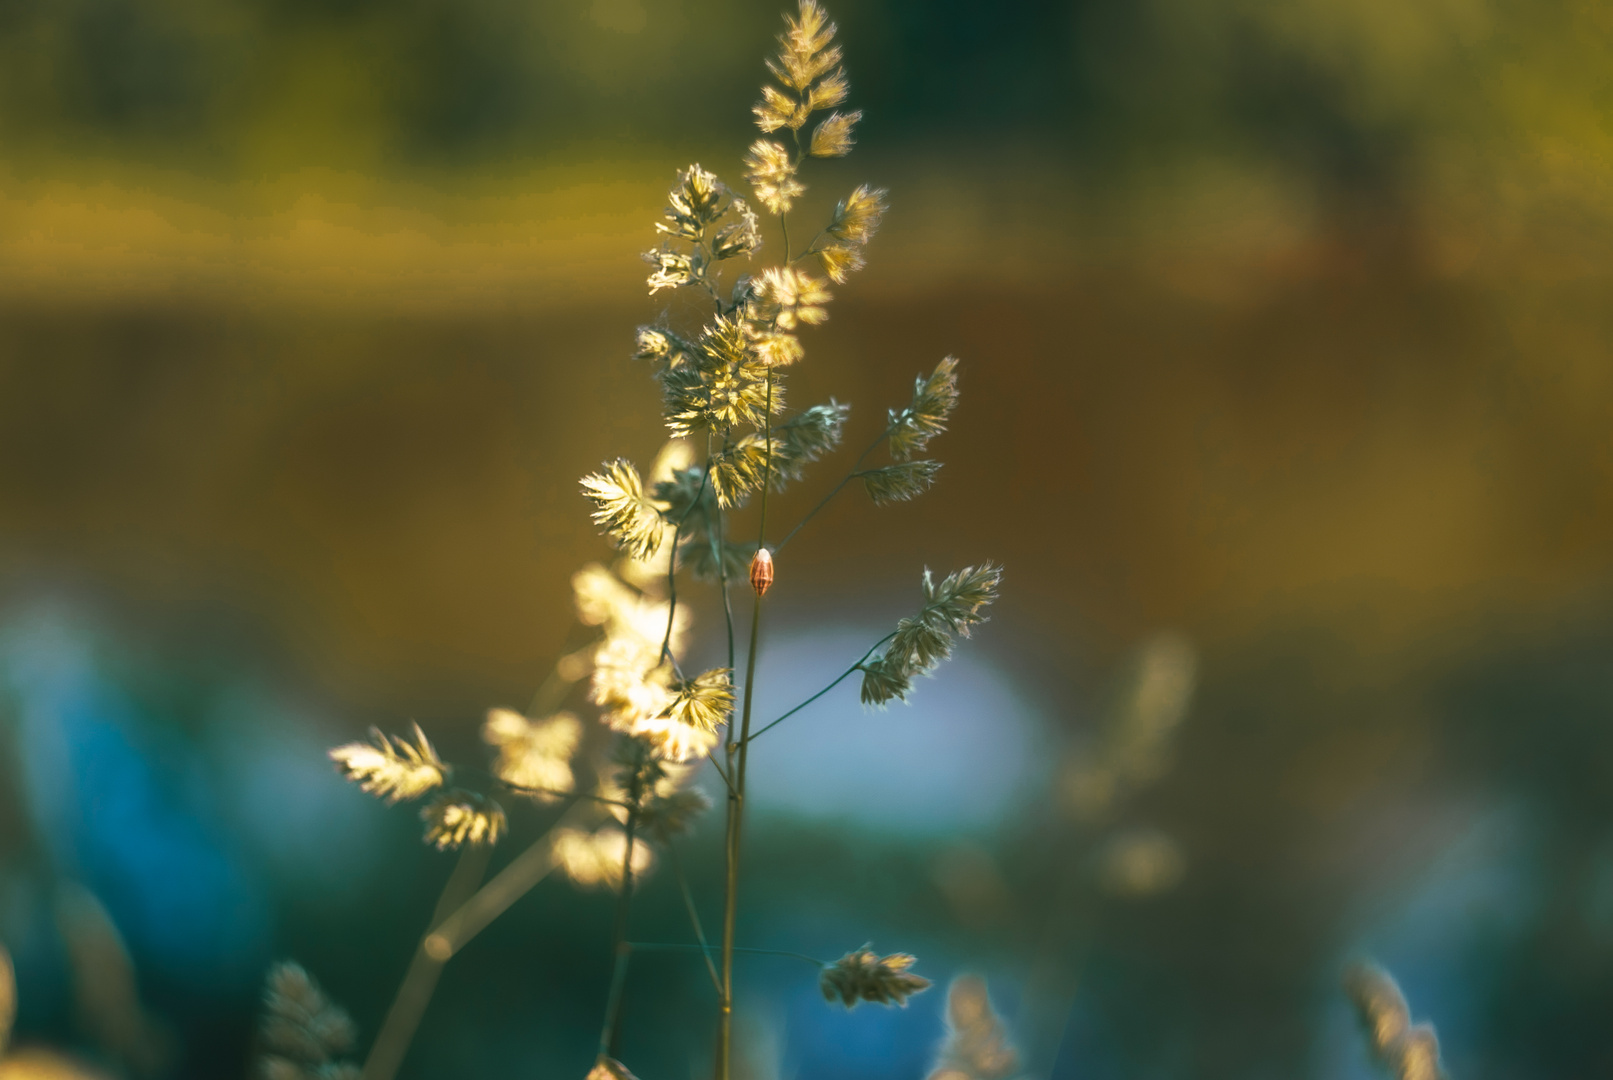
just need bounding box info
[420,790,507,850]
[328,724,448,803]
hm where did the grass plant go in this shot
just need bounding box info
[317,4,1001,1077]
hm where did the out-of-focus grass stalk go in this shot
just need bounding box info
[1016,870,1098,1076]
[363,801,582,1080]
[361,842,491,1080]
[424,802,585,960]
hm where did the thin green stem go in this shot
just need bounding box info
[659,522,681,665]
[790,226,828,264]
[660,460,714,667]
[696,236,724,309]
[667,840,722,993]
[716,776,737,1080]
[744,631,896,745]
[773,425,890,554]
[718,372,775,1080]
[707,754,737,797]
[712,442,737,680]
[714,436,739,1080]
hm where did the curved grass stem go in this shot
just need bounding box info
[360,843,491,1080]
[773,426,890,554]
[743,631,896,745]
[422,800,584,961]
[667,840,722,993]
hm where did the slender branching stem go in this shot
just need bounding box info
[667,839,722,993]
[713,425,740,1080]
[659,523,681,664]
[629,942,826,969]
[716,783,737,1080]
[696,237,724,308]
[774,425,891,554]
[423,800,583,960]
[707,754,737,797]
[660,460,713,667]
[744,631,897,745]
[718,372,776,1080]
[712,435,737,679]
[361,843,492,1080]
[790,226,828,264]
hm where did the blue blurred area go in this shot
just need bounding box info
[1,605,271,989]
[202,687,391,908]
[784,973,943,1079]
[4,591,1612,1079]
[746,626,1050,835]
[1320,803,1540,1080]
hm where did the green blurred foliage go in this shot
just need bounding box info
[1,0,1609,213]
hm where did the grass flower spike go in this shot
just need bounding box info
[582,459,667,562]
[820,949,932,1008]
[889,355,960,460]
[482,708,580,798]
[861,564,1002,705]
[860,459,942,505]
[658,164,728,240]
[636,787,713,841]
[809,110,861,157]
[553,828,655,890]
[750,267,831,330]
[420,791,507,850]
[813,184,886,281]
[1344,962,1449,1080]
[666,669,735,734]
[329,725,448,803]
[744,140,804,216]
[256,962,360,1080]
[766,1,842,94]
[926,975,1021,1080]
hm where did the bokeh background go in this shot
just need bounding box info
[3,0,1613,1077]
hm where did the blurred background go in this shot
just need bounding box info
[2,0,1613,1077]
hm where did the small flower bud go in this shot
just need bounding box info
[750,548,775,596]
